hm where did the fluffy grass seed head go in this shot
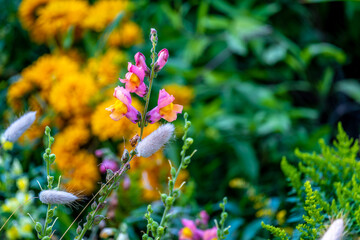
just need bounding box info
[39,190,78,205]
[2,111,36,144]
[321,219,345,240]
[136,123,175,158]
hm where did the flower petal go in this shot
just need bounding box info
[128,62,145,81]
[114,86,131,105]
[135,82,148,97]
[146,107,161,124]
[157,89,174,108]
[125,105,141,123]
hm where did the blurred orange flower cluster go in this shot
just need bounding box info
[18,0,142,46]
[8,0,194,197]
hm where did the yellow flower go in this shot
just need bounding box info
[82,0,128,32]
[6,225,20,240]
[7,78,34,111]
[16,177,29,192]
[49,72,97,118]
[108,21,143,48]
[52,124,90,154]
[18,0,51,30]
[7,54,80,111]
[1,140,14,151]
[2,198,19,212]
[86,48,125,88]
[30,0,89,43]
[91,99,138,141]
[276,209,287,225]
[164,84,194,108]
[60,150,100,195]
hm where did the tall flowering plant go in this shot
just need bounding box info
[62,28,188,240]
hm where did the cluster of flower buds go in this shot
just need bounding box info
[106,32,182,125]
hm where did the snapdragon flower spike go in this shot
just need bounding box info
[146,89,183,123]
[106,87,141,123]
[154,48,169,72]
[119,62,147,97]
[135,52,150,77]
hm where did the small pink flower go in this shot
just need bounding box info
[106,86,141,123]
[179,219,203,240]
[95,149,105,157]
[135,52,150,76]
[119,62,147,97]
[203,227,218,240]
[155,49,169,72]
[146,89,183,123]
[99,159,119,174]
[200,211,210,226]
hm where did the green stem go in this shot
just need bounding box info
[42,204,51,236]
[74,160,132,240]
[139,39,157,140]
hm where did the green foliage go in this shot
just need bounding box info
[296,181,325,239]
[261,222,289,240]
[265,123,360,238]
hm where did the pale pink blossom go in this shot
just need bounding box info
[106,87,141,123]
[119,62,147,97]
[146,89,183,123]
[135,52,150,76]
[155,49,169,71]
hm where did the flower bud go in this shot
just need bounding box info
[121,149,130,163]
[183,156,191,165]
[76,225,82,235]
[47,209,54,218]
[93,215,105,225]
[161,193,167,203]
[42,236,50,240]
[165,196,174,206]
[45,126,51,135]
[154,49,169,72]
[49,154,56,163]
[157,226,165,236]
[170,167,176,179]
[35,222,42,233]
[91,201,97,210]
[45,226,52,235]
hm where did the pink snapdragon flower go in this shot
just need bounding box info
[135,52,150,76]
[99,159,119,174]
[155,49,169,72]
[146,89,183,123]
[203,227,218,240]
[120,62,147,97]
[106,86,141,123]
[178,219,203,240]
[199,210,210,226]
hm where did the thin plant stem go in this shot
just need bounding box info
[139,37,157,140]
[62,158,133,240]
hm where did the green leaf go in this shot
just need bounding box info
[335,79,360,104]
[230,140,259,181]
[301,43,346,65]
[262,44,287,65]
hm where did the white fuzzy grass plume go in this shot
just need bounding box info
[39,190,79,205]
[3,111,36,142]
[321,219,344,240]
[136,123,174,158]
